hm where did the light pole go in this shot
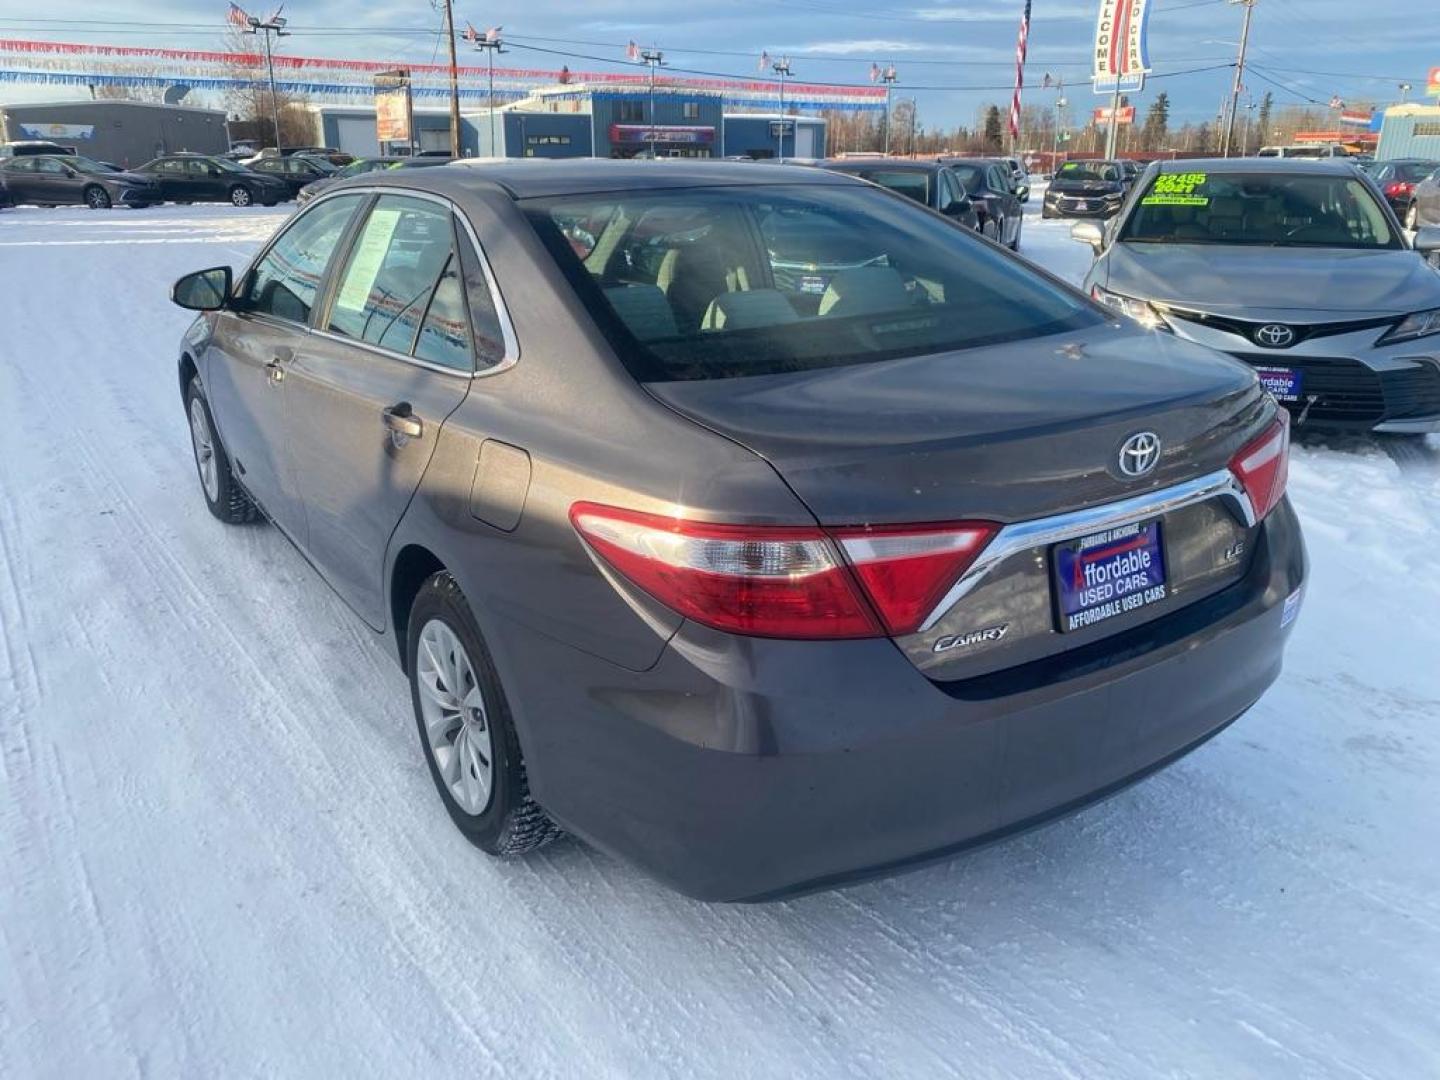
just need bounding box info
[243,13,288,151]
[1399,82,1412,103]
[878,64,897,155]
[473,30,506,156]
[772,57,792,159]
[1052,94,1067,171]
[1221,0,1256,157]
[641,48,665,156]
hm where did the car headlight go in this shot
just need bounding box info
[1378,308,1440,345]
[1091,285,1172,332]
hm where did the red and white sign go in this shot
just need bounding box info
[1093,0,1152,93]
[1338,110,1373,127]
[1094,105,1136,124]
[1427,66,1440,97]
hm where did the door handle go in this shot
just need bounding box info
[265,346,293,386]
[383,403,423,440]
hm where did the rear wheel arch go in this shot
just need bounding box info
[391,544,447,673]
[178,352,199,404]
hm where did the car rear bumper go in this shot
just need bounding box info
[500,497,1306,901]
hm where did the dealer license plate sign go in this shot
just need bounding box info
[1054,520,1168,632]
[1254,365,1303,402]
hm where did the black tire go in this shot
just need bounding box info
[408,572,561,857]
[1041,205,1055,219]
[1009,219,1023,251]
[184,378,260,525]
[229,184,253,207]
[84,185,112,209]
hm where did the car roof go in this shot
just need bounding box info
[819,159,939,173]
[356,158,863,200]
[1155,156,1363,175]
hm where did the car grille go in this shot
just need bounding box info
[1170,309,1396,347]
[1230,354,1440,425]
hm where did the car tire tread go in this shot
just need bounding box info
[184,378,260,525]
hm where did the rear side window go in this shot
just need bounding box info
[526,184,1098,382]
[327,194,473,370]
[456,230,508,369]
[244,193,363,323]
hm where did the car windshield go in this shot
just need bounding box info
[1121,171,1401,249]
[847,170,930,205]
[338,159,390,177]
[525,184,1099,382]
[1058,162,1120,183]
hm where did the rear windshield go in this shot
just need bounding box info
[524,184,1099,382]
[1058,162,1121,183]
[1121,171,1401,249]
[1389,162,1439,182]
[847,170,930,205]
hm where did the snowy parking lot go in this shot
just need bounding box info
[3,193,1439,1078]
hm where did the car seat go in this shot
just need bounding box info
[818,267,912,318]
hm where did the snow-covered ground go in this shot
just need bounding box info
[2,195,1439,1079]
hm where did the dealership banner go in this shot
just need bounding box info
[1093,105,1135,124]
[609,124,715,145]
[1093,0,1152,94]
[19,121,93,140]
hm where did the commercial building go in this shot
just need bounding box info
[0,99,229,167]
[1375,103,1440,161]
[304,84,827,161]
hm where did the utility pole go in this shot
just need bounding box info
[1052,93,1067,171]
[473,30,506,156]
[439,0,461,157]
[772,57,792,159]
[879,65,898,155]
[641,49,665,156]
[1221,0,1256,158]
[243,12,288,151]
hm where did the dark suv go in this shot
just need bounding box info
[134,153,289,206]
[168,162,1305,900]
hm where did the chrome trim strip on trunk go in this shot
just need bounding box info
[917,468,1257,633]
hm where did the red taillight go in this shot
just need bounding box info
[831,522,999,635]
[1385,181,1414,197]
[569,504,998,640]
[1230,411,1290,522]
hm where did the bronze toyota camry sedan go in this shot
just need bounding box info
[171,161,1306,900]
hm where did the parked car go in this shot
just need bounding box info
[246,154,336,198]
[815,159,980,232]
[0,140,77,158]
[1000,155,1032,201]
[243,146,354,167]
[1367,159,1440,226]
[1044,159,1129,219]
[168,160,1305,900]
[0,153,161,208]
[1076,158,1440,434]
[1118,159,1143,185]
[937,157,1024,248]
[134,153,289,206]
[1257,144,1351,159]
[296,155,455,205]
[1411,165,1440,230]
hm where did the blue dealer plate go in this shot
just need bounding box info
[1053,520,1168,632]
[1255,365,1303,402]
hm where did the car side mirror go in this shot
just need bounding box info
[62,165,78,178]
[1071,220,1105,253]
[171,266,232,311]
[1414,224,1440,256]
[943,196,972,217]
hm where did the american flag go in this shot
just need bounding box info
[758,50,771,73]
[870,62,881,83]
[1009,0,1031,140]
[463,22,479,44]
[1328,95,1345,110]
[484,25,502,43]
[226,3,251,28]
[626,40,640,61]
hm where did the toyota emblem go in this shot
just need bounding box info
[1118,431,1162,477]
[1254,323,1296,348]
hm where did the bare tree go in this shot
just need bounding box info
[219,25,313,148]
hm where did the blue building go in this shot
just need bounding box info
[1376,104,1440,162]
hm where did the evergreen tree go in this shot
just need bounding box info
[1256,92,1274,147]
[983,105,1004,151]
[1142,92,1170,151]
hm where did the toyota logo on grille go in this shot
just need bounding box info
[1118,432,1162,477]
[1254,323,1296,348]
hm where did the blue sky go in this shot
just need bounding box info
[0,0,1432,129]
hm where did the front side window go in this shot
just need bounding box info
[1121,171,1401,249]
[326,195,470,364]
[243,194,364,323]
[851,170,931,206]
[527,184,1099,382]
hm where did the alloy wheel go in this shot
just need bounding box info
[231,186,252,207]
[188,397,219,502]
[86,187,111,209]
[416,618,494,816]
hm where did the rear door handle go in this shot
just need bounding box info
[383,403,423,439]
